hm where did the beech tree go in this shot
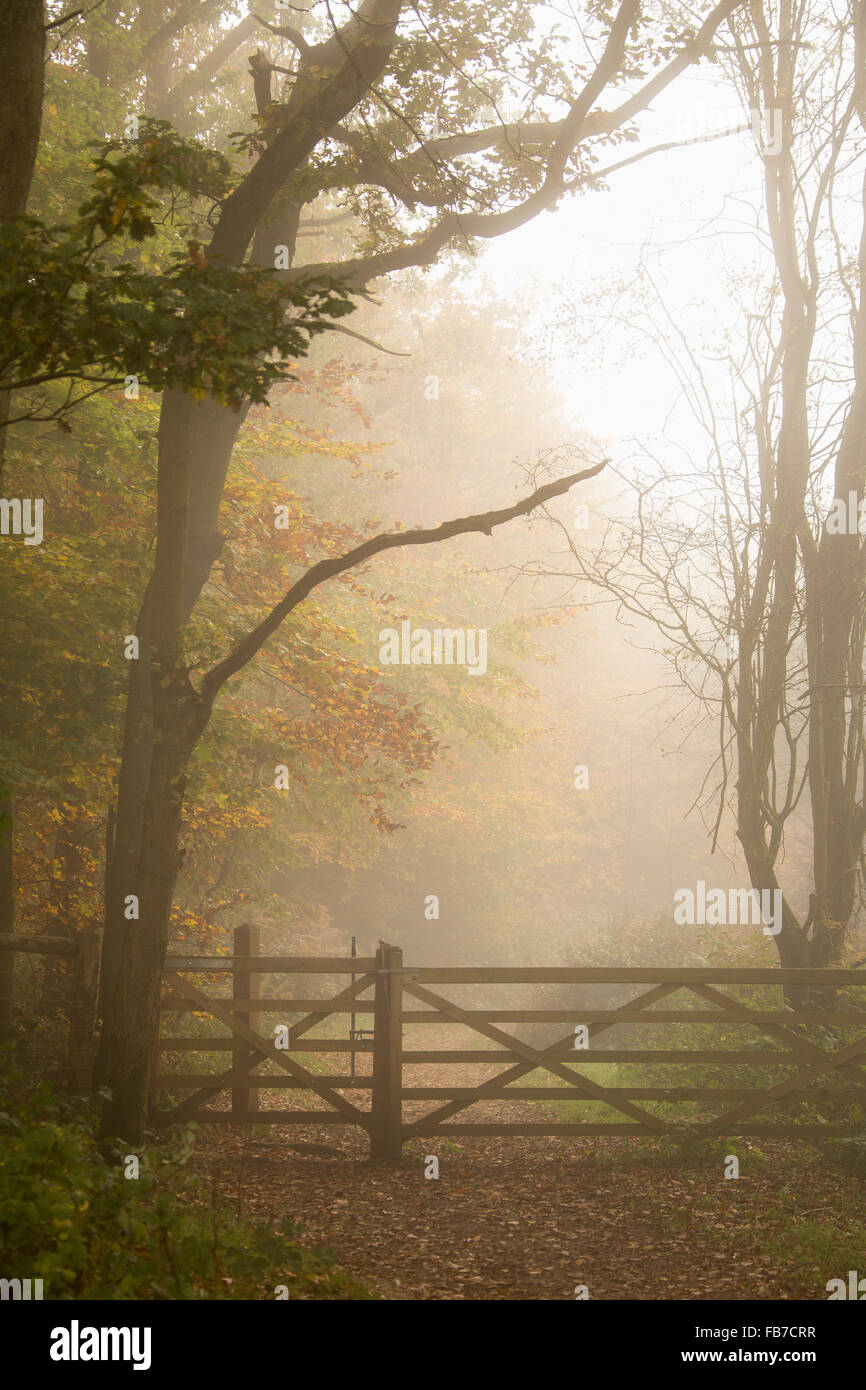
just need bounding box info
[0,0,44,220]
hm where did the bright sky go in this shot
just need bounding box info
[480,69,773,453]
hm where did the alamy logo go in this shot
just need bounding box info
[826,1270,866,1299]
[673,881,782,936]
[0,498,43,545]
[751,108,782,156]
[49,1321,152,1371]
[379,621,487,676]
[826,491,866,536]
[0,1277,43,1299]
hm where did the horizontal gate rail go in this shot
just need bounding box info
[401,967,866,984]
[158,1074,373,1087]
[400,1086,866,1100]
[164,955,376,972]
[401,1123,859,1138]
[163,998,375,1013]
[399,1049,832,1063]
[158,1037,373,1051]
[399,1009,866,1023]
[175,1112,364,1126]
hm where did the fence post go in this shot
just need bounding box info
[371,941,403,1159]
[66,932,100,1091]
[233,924,260,1122]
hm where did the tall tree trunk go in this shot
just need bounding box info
[0,0,44,222]
[0,0,44,485]
[0,792,14,1041]
[95,394,249,1081]
[98,383,205,1138]
[100,695,203,1139]
[0,5,43,1021]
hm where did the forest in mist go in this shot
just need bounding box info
[2,0,866,1326]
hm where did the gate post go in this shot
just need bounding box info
[371,941,403,1159]
[233,924,260,1122]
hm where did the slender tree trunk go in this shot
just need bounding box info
[98,382,205,1137]
[0,0,44,222]
[95,393,249,1085]
[807,154,866,960]
[0,2,42,1013]
[100,701,203,1139]
[0,792,14,1041]
[0,0,44,485]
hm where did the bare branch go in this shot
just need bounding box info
[45,7,84,30]
[140,0,225,63]
[198,461,607,705]
[293,0,749,288]
[253,13,311,55]
[327,322,409,355]
[163,15,258,116]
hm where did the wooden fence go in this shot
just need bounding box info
[153,924,389,1147]
[0,931,101,1086]
[151,931,866,1157]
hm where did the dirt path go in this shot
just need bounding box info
[196,1039,858,1300]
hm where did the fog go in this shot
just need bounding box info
[2,0,865,1323]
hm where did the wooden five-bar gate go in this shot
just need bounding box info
[150,929,866,1157]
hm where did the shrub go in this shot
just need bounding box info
[0,1064,374,1300]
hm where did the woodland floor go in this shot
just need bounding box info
[193,1038,863,1301]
